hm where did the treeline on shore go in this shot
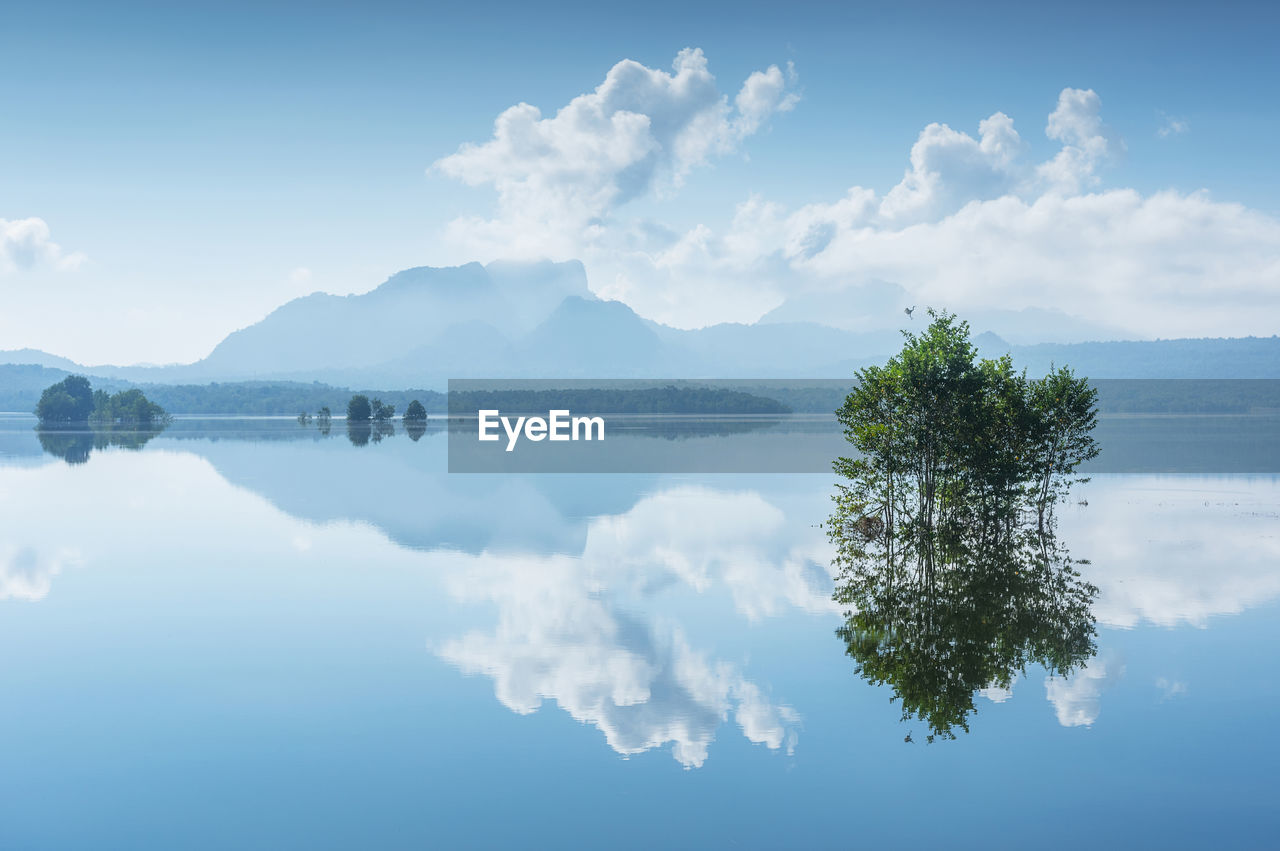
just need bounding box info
[446,386,790,415]
[718,379,1280,414]
[4,363,1279,417]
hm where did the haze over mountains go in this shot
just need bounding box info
[3,260,1278,386]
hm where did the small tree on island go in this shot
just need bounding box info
[371,398,395,421]
[35,375,95,424]
[403,399,427,422]
[347,394,371,421]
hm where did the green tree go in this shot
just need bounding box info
[834,525,1096,741]
[370,398,395,421]
[829,310,1100,740]
[1027,366,1100,530]
[35,375,94,424]
[404,399,427,422]
[93,388,169,427]
[347,394,371,421]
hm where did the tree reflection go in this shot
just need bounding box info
[37,425,167,465]
[831,520,1096,741]
[347,421,372,446]
[346,420,395,446]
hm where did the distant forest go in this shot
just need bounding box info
[2,364,1279,417]
[447,386,790,415]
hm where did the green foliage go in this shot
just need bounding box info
[829,311,1100,740]
[404,399,427,422]
[36,375,170,427]
[35,375,94,424]
[89,387,171,427]
[833,528,1096,742]
[370,398,395,421]
[347,394,372,421]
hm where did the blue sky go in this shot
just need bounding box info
[2,0,1278,364]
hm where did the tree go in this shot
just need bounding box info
[347,394,371,421]
[1027,366,1100,531]
[91,388,169,427]
[404,399,427,422]
[829,310,1100,740]
[35,375,94,425]
[370,398,395,422]
[36,376,169,428]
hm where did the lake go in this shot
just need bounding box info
[1,413,1278,848]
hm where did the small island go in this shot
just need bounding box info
[35,375,171,428]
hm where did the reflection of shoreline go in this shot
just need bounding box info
[4,415,1280,473]
[36,424,169,464]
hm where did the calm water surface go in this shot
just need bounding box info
[1,415,1277,848]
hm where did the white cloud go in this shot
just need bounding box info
[1037,87,1123,194]
[289,266,312,284]
[432,48,798,261]
[0,217,84,273]
[437,553,801,769]
[1155,677,1187,699]
[438,73,1280,338]
[1063,476,1280,629]
[979,681,1016,703]
[435,485,829,767]
[879,111,1026,223]
[0,545,81,601]
[733,62,799,138]
[1045,657,1123,727]
[581,485,838,620]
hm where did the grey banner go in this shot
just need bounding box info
[446,379,1280,474]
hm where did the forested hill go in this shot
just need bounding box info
[1003,336,1280,378]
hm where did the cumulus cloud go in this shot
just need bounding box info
[618,89,1276,337]
[880,111,1026,223]
[434,485,831,767]
[581,485,838,620]
[0,217,84,273]
[438,72,1280,338]
[1038,87,1124,194]
[437,553,801,768]
[733,62,799,138]
[432,48,798,260]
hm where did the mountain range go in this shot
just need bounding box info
[3,260,1278,386]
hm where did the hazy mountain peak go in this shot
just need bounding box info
[0,348,84,370]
